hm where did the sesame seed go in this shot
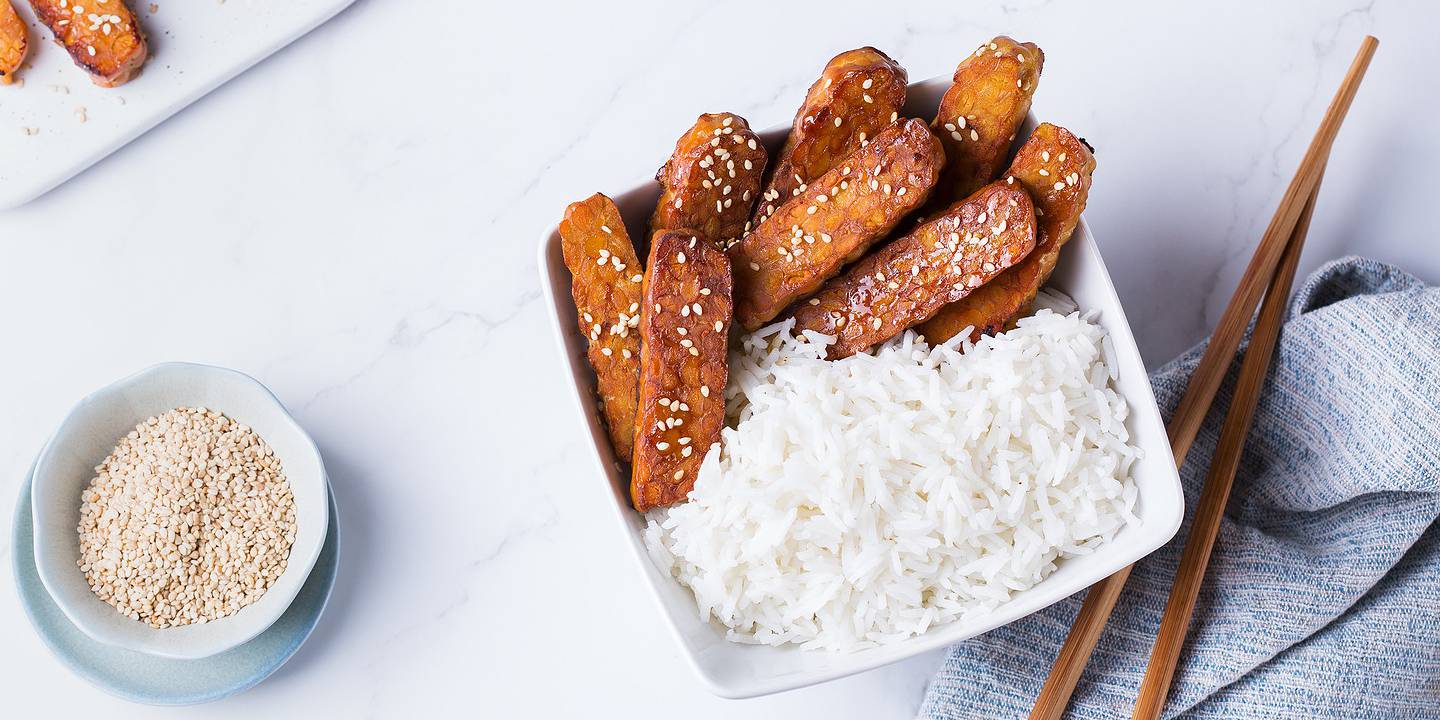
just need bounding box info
[951,131,964,142]
[676,252,686,263]
[692,303,703,315]
[657,442,670,450]
[970,129,979,141]
[834,117,842,127]
[1054,181,1066,191]
[714,320,723,332]
[862,78,873,89]
[673,470,684,480]
[681,447,693,457]
[688,348,699,356]
[1041,151,1050,162]
[1038,168,1049,176]
[750,262,760,271]
[957,116,967,129]
[808,298,821,306]
[872,318,882,330]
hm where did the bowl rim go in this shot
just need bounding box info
[537,76,1183,698]
[30,361,330,660]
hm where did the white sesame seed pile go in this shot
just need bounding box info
[76,407,297,629]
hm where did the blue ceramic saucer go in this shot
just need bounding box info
[10,459,340,705]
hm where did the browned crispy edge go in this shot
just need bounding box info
[729,118,945,331]
[925,36,1043,211]
[632,231,732,512]
[31,0,148,87]
[752,47,908,228]
[650,113,769,250]
[559,193,645,462]
[919,123,1096,343]
[0,1,26,84]
[789,181,1037,358]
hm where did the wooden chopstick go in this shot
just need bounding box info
[1128,170,1319,720]
[1026,35,1378,720]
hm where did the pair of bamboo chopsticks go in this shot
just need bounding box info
[1028,35,1379,720]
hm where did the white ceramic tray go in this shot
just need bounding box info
[0,0,355,209]
[539,76,1184,699]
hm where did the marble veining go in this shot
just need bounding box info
[1,1,1435,717]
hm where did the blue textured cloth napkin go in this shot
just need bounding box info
[921,257,1440,719]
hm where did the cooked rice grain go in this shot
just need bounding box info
[644,307,1140,651]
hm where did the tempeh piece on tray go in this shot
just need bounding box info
[559,193,645,461]
[788,181,1036,358]
[651,113,768,250]
[1,1,26,85]
[925,36,1042,211]
[752,47,908,228]
[919,123,1096,343]
[30,0,148,87]
[632,231,732,512]
[729,118,944,331]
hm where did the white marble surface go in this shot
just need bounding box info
[1,1,1434,717]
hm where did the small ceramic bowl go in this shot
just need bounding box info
[31,363,329,660]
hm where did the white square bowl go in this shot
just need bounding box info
[538,76,1183,699]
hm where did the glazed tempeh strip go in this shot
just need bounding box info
[752,47,908,228]
[729,118,944,331]
[0,1,26,85]
[30,0,147,87]
[559,193,645,461]
[651,113,768,250]
[920,123,1096,343]
[789,181,1036,358]
[926,36,1042,210]
[632,231,732,512]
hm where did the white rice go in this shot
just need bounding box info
[643,296,1141,651]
